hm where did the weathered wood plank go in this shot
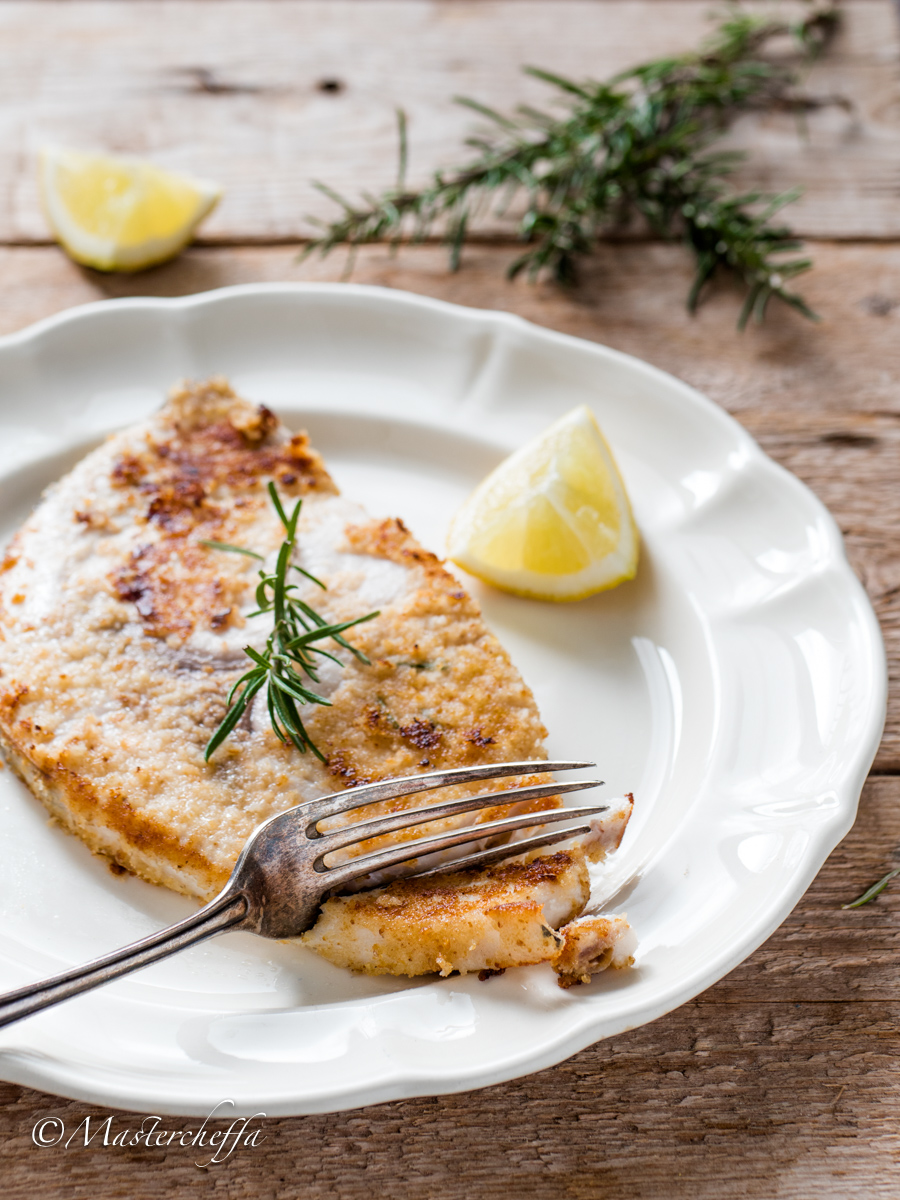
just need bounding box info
[0,1,898,244]
[1,240,897,768]
[1,778,898,1199]
[1,1007,894,1200]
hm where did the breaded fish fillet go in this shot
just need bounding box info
[0,378,632,982]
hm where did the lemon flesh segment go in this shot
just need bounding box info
[448,405,639,601]
[39,147,222,272]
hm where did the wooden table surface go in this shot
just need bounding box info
[2,3,899,1197]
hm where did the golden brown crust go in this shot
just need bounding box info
[333,851,578,917]
[0,723,216,896]
[111,540,251,639]
[345,517,450,576]
[100,377,335,644]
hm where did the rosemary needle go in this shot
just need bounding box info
[842,869,900,910]
[202,483,379,762]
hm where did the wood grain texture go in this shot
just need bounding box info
[2,777,898,1199]
[1,239,897,769]
[1,1,898,243]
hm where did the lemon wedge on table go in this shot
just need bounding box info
[39,146,222,272]
[448,405,639,601]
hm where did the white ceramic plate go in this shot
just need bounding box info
[0,284,886,1117]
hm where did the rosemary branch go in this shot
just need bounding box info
[302,5,841,328]
[202,483,378,762]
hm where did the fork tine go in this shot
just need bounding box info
[400,824,597,880]
[300,759,594,826]
[319,801,609,889]
[311,778,603,851]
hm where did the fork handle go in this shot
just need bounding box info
[0,891,247,1030]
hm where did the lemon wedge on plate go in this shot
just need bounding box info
[448,405,639,601]
[39,146,222,272]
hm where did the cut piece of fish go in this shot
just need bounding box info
[302,799,634,983]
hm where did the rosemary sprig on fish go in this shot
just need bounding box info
[202,482,379,762]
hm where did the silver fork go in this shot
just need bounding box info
[0,760,604,1029]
